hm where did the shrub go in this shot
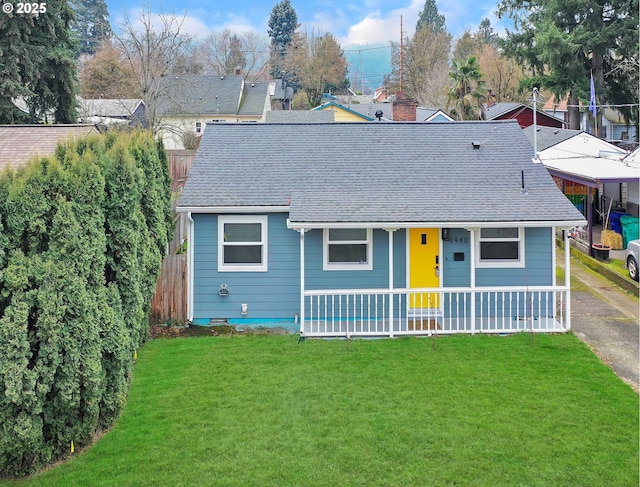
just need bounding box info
[0,130,172,476]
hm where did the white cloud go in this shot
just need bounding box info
[209,13,260,36]
[340,0,423,44]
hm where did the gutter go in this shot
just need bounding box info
[287,219,587,231]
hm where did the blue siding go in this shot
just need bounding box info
[442,227,553,288]
[442,228,471,287]
[193,213,300,322]
[305,229,406,290]
[476,227,553,286]
[193,218,407,322]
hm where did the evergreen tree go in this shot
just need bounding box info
[497,0,639,133]
[69,0,113,56]
[475,18,499,46]
[268,0,298,79]
[415,0,447,33]
[0,2,78,123]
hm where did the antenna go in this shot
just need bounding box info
[399,15,403,93]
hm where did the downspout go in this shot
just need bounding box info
[187,212,194,322]
[564,229,571,331]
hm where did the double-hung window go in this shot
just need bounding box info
[218,215,268,272]
[476,227,525,268]
[323,228,373,271]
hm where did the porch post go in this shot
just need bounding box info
[387,229,396,338]
[564,229,571,331]
[469,229,476,334]
[299,229,305,335]
[587,186,594,256]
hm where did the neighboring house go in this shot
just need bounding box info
[600,108,638,148]
[312,102,374,122]
[176,121,585,338]
[270,79,294,111]
[341,103,394,121]
[373,87,389,103]
[523,126,639,253]
[416,107,455,123]
[0,124,98,172]
[542,98,638,148]
[314,99,420,122]
[155,75,292,149]
[485,102,564,129]
[78,98,145,127]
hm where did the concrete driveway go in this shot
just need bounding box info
[560,255,639,392]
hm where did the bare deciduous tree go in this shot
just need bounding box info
[386,28,452,107]
[112,8,196,134]
[79,42,139,98]
[284,28,349,107]
[197,30,269,81]
[476,44,526,103]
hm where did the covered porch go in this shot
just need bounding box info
[293,226,574,338]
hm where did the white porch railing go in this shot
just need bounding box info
[302,286,568,337]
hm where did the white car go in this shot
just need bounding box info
[625,239,639,281]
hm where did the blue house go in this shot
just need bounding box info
[176,121,586,337]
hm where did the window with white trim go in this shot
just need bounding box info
[195,121,202,134]
[323,228,373,271]
[476,227,525,268]
[218,215,268,272]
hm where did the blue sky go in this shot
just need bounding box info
[104,0,506,45]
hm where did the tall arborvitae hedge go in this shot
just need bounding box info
[0,131,172,476]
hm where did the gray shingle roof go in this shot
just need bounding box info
[78,98,143,117]
[155,75,243,116]
[522,126,583,152]
[264,110,334,123]
[484,102,523,119]
[341,103,393,120]
[237,82,270,116]
[177,121,585,225]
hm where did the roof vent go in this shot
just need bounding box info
[472,141,481,149]
[220,76,224,80]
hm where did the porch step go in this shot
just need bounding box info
[407,308,443,318]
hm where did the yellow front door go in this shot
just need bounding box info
[409,228,440,309]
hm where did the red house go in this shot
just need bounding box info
[485,102,564,129]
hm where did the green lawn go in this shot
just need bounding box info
[5,334,638,487]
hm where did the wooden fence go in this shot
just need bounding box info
[167,149,195,192]
[150,254,187,324]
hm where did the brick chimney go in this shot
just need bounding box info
[392,93,417,121]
